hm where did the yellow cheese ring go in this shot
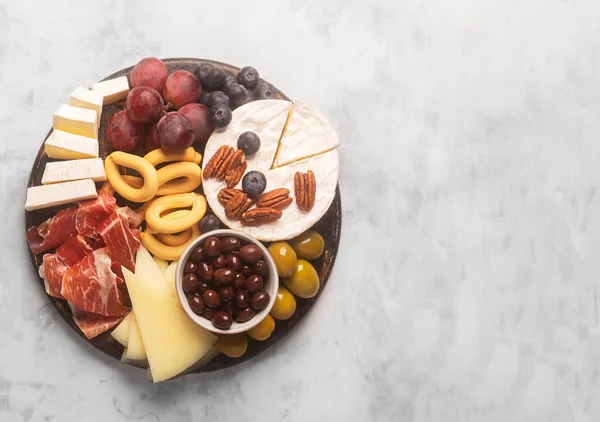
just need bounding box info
[105,152,159,202]
[155,210,194,247]
[113,163,201,196]
[143,147,202,166]
[145,193,207,234]
[141,224,201,261]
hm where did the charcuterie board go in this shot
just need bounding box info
[25,58,341,377]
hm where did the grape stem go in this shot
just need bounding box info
[165,101,176,112]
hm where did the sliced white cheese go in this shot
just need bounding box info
[111,312,134,347]
[122,267,217,383]
[91,76,130,104]
[135,245,170,291]
[41,158,106,185]
[153,256,169,273]
[162,261,178,299]
[121,348,148,368]
[273,101,340,168]
[70,87,103,124]
[25,179,97,211]
[53,104,98,139]
[45,130,99,159]
[126,319,147,361]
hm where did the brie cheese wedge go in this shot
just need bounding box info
[70,87,103,123]
[272,101,340,168]
[25,179,97,211]
[202,99,340,241]
[53,104,98,139]
[45,130,99,159]
[41,158,106,184]
[91,76,130,104]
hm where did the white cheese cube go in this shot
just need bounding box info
[25,179,97,211]
[53,104,98,139]
[91,76,130,104]
[70,87,103,124]
[41,158,106,184]
[45,130,99,159]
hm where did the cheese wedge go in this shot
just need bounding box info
[153,256,169,273]
[162,261,178,299]
[126,319,147,360]
[70,87,103,123]
[135,245,170,290]
[122,267,217,383]
[92,76,130,104]
[53,104,98,139]
[41,158,106,184]
[45,130,99,159]
[25,179,97,211]
[121,348,148,368]
[111,312,134,347]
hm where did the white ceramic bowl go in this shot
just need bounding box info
[176,229,278,335]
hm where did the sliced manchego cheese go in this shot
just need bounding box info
[92,76,130,104]
[70,87,103,123]
[153,256,169,273]
[41,158,106,184]
[162,261,178,299]
[122,267,217,383]
[121,348,148,368]
[126,319,147,361]
[53,104,98,139]
[45,130,99,159]
[25,179,97,211]
[135,245,169,290]
[111,312,134,347]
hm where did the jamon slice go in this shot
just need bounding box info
[38,254,68,299]
[26,190,116,255]
[56,234,95,266]
[61,248,129,317]
[97,208,141,273]
[68,303,125,340]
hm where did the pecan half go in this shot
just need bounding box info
[218,188,244,206]
[241,207,283,226]
[225,150,247,187]
[224,192,253,220]
[204,145,234,180]
[294,170,316,212]
[256,188,292,210]
[215,147,237,181]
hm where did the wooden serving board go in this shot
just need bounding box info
[24,58,342,375]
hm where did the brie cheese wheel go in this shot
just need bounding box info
[41,158,106,184]
[272,101,340,168]
[202,99,340,241]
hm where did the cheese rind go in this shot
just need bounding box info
[126,319,147,360]
[25,179,97,211]
[53,104,98,139]
[111,312,134,347]
[45,130,99,159]
[70,87,103,123]
[41,158,106,184]
[92,76,130,104]
[122,267,217,383]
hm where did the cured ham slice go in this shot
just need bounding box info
[26,190,116,255]
[38,254,68,299]
[56,234,95,267]
[61,248,129,317]
[68,303,124,340]
[97,208,141,273]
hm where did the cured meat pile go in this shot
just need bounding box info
[28,190,141,339]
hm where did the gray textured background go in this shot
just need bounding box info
[2,0,600,421]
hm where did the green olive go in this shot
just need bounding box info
[270,286,297,320]
[283,259,320,298]
[267,242,297,277]
[216,333,248,358]
[291,231,325,260]
[247,314,275,341]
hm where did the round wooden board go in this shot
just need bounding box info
[25,58,342,376]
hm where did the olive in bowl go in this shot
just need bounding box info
[176,229,278,335]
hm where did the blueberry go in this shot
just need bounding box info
[237,131,260,156]
[224,83,249,110]
[203,67,226,91]
[208,104,232,128]
[224,74,236,87]
[194,63,214,82]
[242,171,267,198]
[199,89,211,105]
[199,215,221,233]
[207,91,230,108]
[231,92,251,110]
[255,81,277,100]
[237,66,260,90]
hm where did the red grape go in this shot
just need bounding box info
[156,112,194,151]
[130,57,168,92]
[106,110,144,152]
[144,123,160,152]
[163,70,202,109]
[178,103,213,143]
[126,87,164,124]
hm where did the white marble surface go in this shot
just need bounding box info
[2,0,600,420]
